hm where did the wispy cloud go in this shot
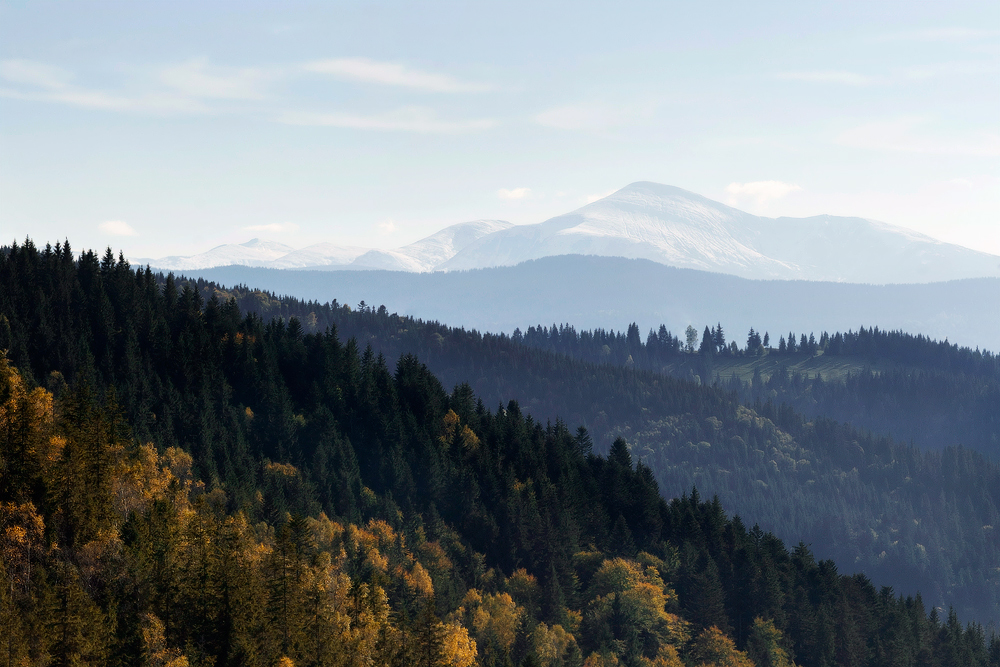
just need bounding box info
[498,187,531,200]
[377,220,397,235]
[99,220,137,236]
[1,57,496,130]
[725,181,802,207]
[0,59,71,89]
[900,60,999,81]
[775,70,877,86]
[278,107,495,133]
[0,58,213,113]
[159,58,272,100]
[244,222,299,233]
[837,117,1000,157]
[304,57,492,92]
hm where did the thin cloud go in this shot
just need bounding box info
[278,107,495,133]
[304,57,492,92]
[244,222,299,233]
[498,187,531,200]
[0,58,212,114]
[775,70,877,86]
[159,58,272,100]
[901,60,999,81]
[0,59,72,89]
[99,220,137,236]
[377,220,397,235]
[838,117,1000,157]
[725,181,802,207]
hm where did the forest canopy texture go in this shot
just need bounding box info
[0,239,998,667]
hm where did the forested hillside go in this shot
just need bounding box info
[105,261,1000,626]
[186,255,1000,351]
[511,322,1000,460]
[1,239,999,667]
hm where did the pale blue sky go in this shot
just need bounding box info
[2,1,998,257]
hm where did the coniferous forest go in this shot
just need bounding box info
[2,239,999,666]
[146,267,1000,627]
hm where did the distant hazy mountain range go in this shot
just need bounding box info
[134,182,1000,284]
[133,220,513,273]
[191,257,1000,352]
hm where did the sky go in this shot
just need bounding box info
[1,0,998,259]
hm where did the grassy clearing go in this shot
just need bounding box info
[657,351,907,384]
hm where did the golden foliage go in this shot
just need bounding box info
[470,591,524,652]
[533,622,578,667]
[264,461,299,477]
[689,626,755,667]
[439,410,480,453]
[747,617,797,667]
[0,356,55,492]
[0,501,45,593]
[440,409,461,449]
[583,558,689,655]
[639,645,684,667]
[506,567,540,607]
[0,355,54,441]
[407,561,434,597]
[441,622,478,667]
[141,613,190,667]
[583,653,620,667]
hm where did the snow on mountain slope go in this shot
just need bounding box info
[134,238,296,271]
[131,183,1000,283]
[350,219,513,272]
[439,182,1000,283]
[271,243,369,269]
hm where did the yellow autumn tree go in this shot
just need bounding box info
[452,588,525,664]
[0,355,54,500]
[0,500,45,594]
[441,621,478,667]
[141,612,190,667]
[582,557,689,659]
[641,645,684,667]
[439,409,480,453]
[746,617,798,667]
[688,626,755,667]
[583,653,619,667]
[533,621,579,667]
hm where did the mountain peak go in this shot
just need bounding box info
[441,182,1000,283]
[131,182,1000,283]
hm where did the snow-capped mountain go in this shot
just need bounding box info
[439,182,1000,283]
[350,219,513,272]
[133,182,1000,284]
[136,220,513,273]
[270,243,369,269]
[133,238,296,271]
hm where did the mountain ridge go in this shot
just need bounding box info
[132,181,1000,284]
[188,255,1000,352]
